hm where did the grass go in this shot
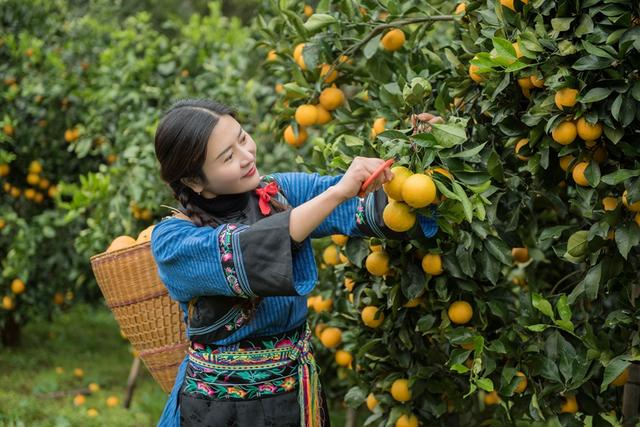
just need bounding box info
[0,303,368,426]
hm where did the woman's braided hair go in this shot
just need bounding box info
[154,99,289,227]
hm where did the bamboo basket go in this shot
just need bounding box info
[89,241,188,393]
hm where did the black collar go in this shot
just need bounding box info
[189,190,251,216]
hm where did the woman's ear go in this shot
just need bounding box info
[180,177,204,194]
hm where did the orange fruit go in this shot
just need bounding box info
[576,117,603,141]
[635,213,640,227]
[361,306,384,328]
[266,49,277,61]
[454,3,466,14]
[73,394,86,406]
[319,87,345,110]
[331,234,348,246]
[303,4,313,17]
[401,173,437,208]
[403,297,421,308]
[315,104,332,124]
[515,138,529,161]
[552,120,577,145]
[2,296,15,310]
[26,173,40,186]
[3,123,14,136]
[88,383,100,393]
[320,327,342,348]
[319,64,338,83]
[390,378,411,402]
[559,155,575,172]
[275,83,284,94]
[283,125,308,147]
[469,63,483,83]
[555,88,579,110]
[74,368,84,378]
[560,394,578,414]
[293,43,306,70]
[427,167,454,181]
[517,77,534,90]
[344,277,355,292]
[500,0,515,11]
[623,190,640,212]
[365,251,390,276]
[322,245,341,266]
[314,322,327,338]
[602,197,618,211]
[371,117,386,137]
[529,75,544,88]
[514,371,528,393]
[512,42,522,59]
[295,104,318,126]
[136,225,155,243]
[572,162,590,187]
[395,414,418,427]
[335,350,352,367]
[53,292,65,305]
[422,253,443,275]
[381,28,405,52]
[484,391,501,405]
[48,185,59,198]
[107,235,136,252]
[313,297,333,313]
[38,178,50,189]
[383,201,416,232]
[366,393,379,411]
[28,160,42,174]
[11,279,25,294]
[383,166,412,200]
[0,163,9,176]
[512,247,529,263]
[448,301,473,324]
[611,368,629,387]
[106,395,120,407]
[24,188,36,200]
[87,408,99,417]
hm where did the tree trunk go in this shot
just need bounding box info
[1,314,21,347]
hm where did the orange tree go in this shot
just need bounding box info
[0,0,285,345]
[254,0,640,424]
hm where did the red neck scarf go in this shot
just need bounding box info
[254,181,279,216]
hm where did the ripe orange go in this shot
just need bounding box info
[602,197,618,211]
[322,245,341,266]
[560,394,578,414]
[383,166,412,200]
[500,0,515,11]
[313,297,333,313]
[390,378,411,402]
[283,125,308,147]
[572,162,590,186]
[511,247,529,263]
[3,123,14,136]
[559,155,575,172]
[24,188,36,200]
[403,297,422,308]
[74,368,84,378]
[365,251,390,276]
[611,368,629,387]
[26,173,40,185]
[319,64,338,84]
[344,277,355,292]
[73,394,86,406]
[555,88,579,110]
[320,327,342,348]
[529,75,544,88]
[87,408,99,417]
[395,414,418,427]
[28,160,42,174]
[293,43,306,70]
[576,117,603,141]
[106,395,120,407]
[448,301,473,324]
[331,234,348,246]
[422,253,443,275]
[107,235,136,252]
[635,213,640,228]
[401,173,436,208]
[315,104,332,125]
[383,201,416,232]
[0,163,9,176]
[484,391,501,405]
[361,306,384,328]
[314,322,327,338]
[88,383,100,393]
[512,42,522,59]
[552,120,577,145]
[295,104,318,126]
[319,87,345,110]
[2,296,15,310]
[469,63,483,83]
[266,49,277,62]
[303,4,313,17]
[53,292,65,305]
[275,83,284,94]
[381,28,405,52]
[623,190,640,212]
[136,225,155,243]
[371,117,386,137]
[48,185,59,198]
[366,393,379,411]
[515,138,529,161]
[335,350,353,367]
[455,3,466,14]
[38,178,50,189]
[11,279,25,294]
[514,371,528,393]
[517,77,533,90]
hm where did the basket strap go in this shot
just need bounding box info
[107,289,169,309]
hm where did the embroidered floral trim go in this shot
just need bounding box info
[217,223,254,298]
[355,193,386,238]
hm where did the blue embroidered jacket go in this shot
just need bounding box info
[151,172,438,426]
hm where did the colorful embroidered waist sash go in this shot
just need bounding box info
[184,322,322,427]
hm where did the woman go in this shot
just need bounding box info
[151,99,440,426]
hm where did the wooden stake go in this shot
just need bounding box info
[124,356,141,409]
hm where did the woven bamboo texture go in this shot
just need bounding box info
[90,241,188,393]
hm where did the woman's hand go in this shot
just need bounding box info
[333,156,394,201]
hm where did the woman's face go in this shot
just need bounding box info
[185,114,261,197]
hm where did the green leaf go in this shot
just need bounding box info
[448,142,487,159]
[344,386,367,407]
[615,222,640,260]
[573,55,613,71]
[556,295,572,322]
[492,37,516,61]
[580,87,612,103]
[451,363,470,374]
[532,293,555,320]
[601,169,640,185]
[484,235,511,265]
[476,378,494,392]
[554,319,574,332]
[452,181,473,223]
[600,357,630,392]
[526,324,549,332]
[302,13,337,32]
[363,34,382,59]
[430,124,467,148]
[551,17,574,32]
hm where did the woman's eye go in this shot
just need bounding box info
[225,153,233,162]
